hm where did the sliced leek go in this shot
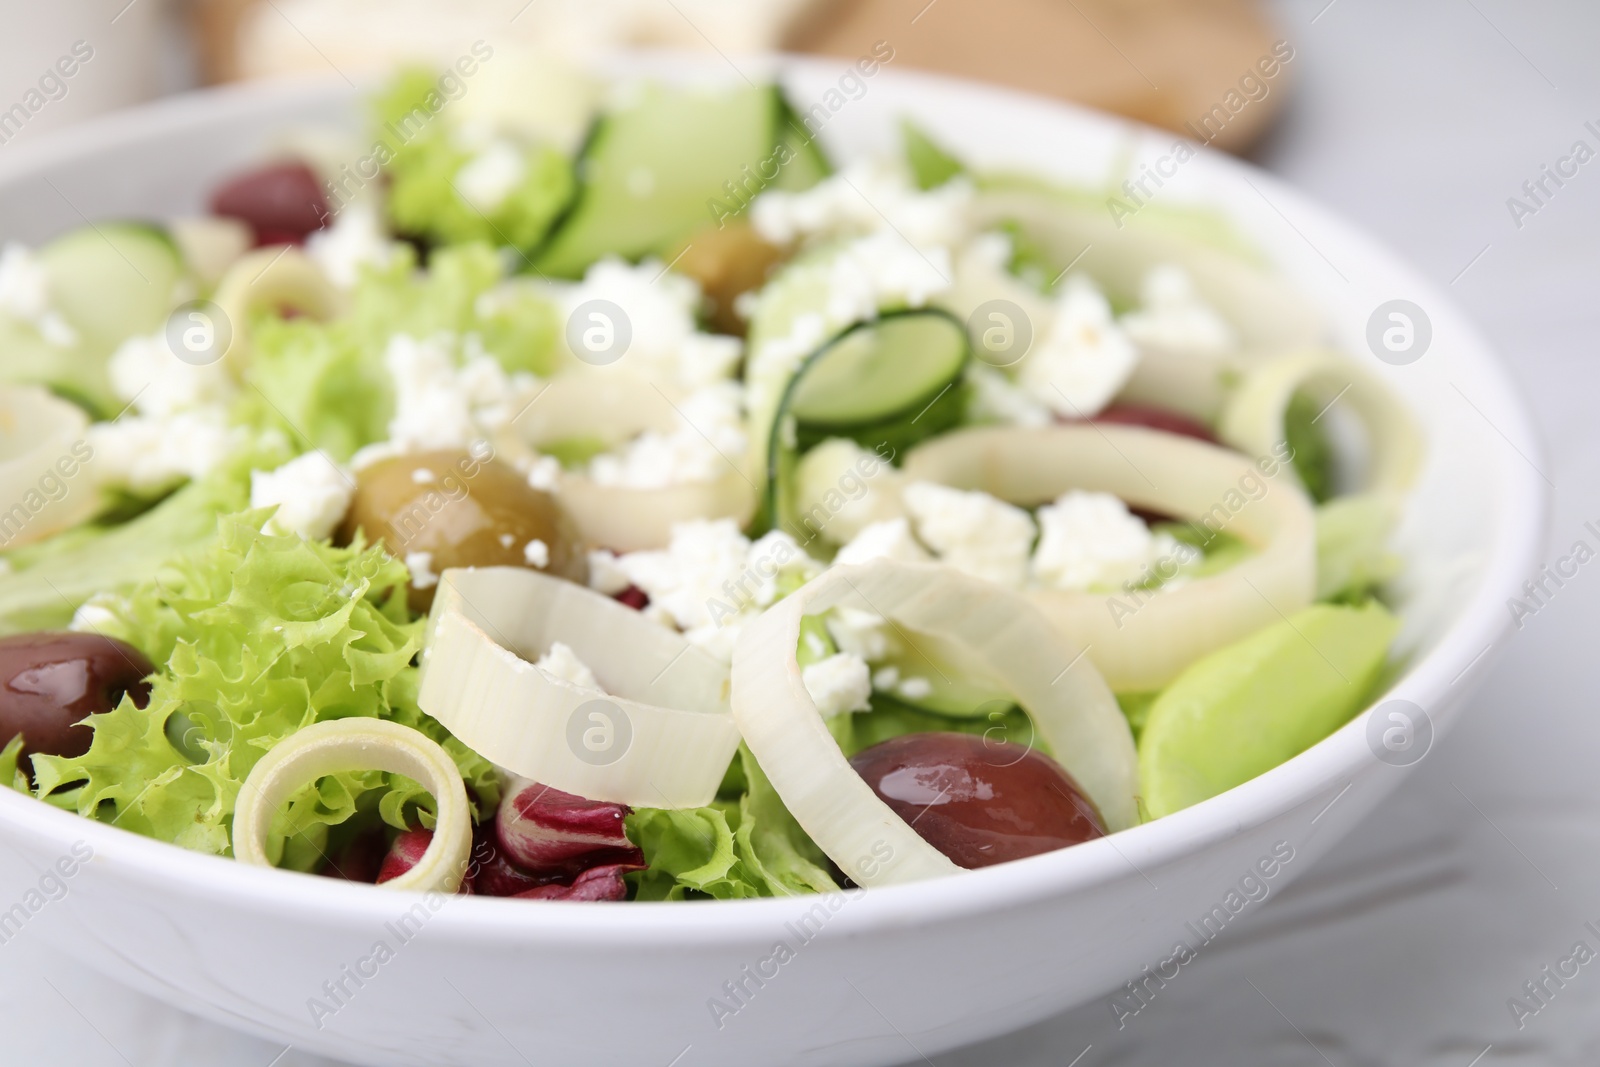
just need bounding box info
[231,718,471,893]
[0,386,100,550]
[903,424,1317,692]
[731,559,1137,887]
[970,185,1326,354]
[495,375,755,552]
[1219,349,1423,496]
[417,567,739,808]
[213,247,341,374]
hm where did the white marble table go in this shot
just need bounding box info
[7,1,1600,1064]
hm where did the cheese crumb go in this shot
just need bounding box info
[455,140,527,214]
[1119,265,1236,357]
[1019,276,1139,417]
[249,450,355,541]
[802,652,873,718]
[526,455,562,492]
[305,202,397,289]
[587,382,747,488]
[834,518,930,568]
[587,548,631,596]
[535,641,600,690]
[523,538,550,568]
[897,676,934,700]
[405,551,439,590]
[564,257,741,388]
[1030,490,1192,592]
[902,481,1037,589]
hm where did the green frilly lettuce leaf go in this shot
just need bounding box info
[30,511,498,868]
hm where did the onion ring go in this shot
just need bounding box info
[418,566,739,808]
[231,718,471,893]
[903,424,1317,692]
[732,559,1137,887]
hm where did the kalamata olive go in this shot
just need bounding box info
[667,222,788,336]
[0,633,154,765]
[338,450,588,611]
[849,732,1105,868]
[209,161,329,247]
[1089,404,1217,444]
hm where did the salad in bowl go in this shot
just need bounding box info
[0,51,1420,905]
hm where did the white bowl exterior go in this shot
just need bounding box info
[0,59,1546,1067]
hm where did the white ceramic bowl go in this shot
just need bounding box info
[0,57,1544,1067]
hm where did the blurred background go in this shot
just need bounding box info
[3,0,1291,154]
[5,1,1600,1065]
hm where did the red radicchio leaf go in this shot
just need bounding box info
[614,586,649,611]
[376,828,436,885]
[513,863,643,902]
[497,781,644,875]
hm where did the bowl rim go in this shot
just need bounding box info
[0,56,1548,946]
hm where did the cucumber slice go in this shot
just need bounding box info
[764,309,969,532]
[39,222,183,349]
[534,84,784,277]
[0,223,185,416]
[900,119,965,191]
[788,311,968,426]
[772,100,832,191]
[533,85,831,277]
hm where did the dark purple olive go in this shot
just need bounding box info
[849,732,1105,869]
[0,633,154,764]
[209,161,329,246]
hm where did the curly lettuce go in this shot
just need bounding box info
[376,69,575,253]
[242,242,561,461]
[31,511,498,869]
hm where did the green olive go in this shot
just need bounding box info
[668,221,788,337]
[339,449,588,611]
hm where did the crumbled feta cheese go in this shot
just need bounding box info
[526,455,562,491]
[1030,490,1193,592]
[305,202,398,289]
[1019,276,1139,417]
[802,651,872,718]
[499,533,516,549]
[86,410,245,494]
[455,139,527,214]
[564,258,741,388]
[535,641,600,689]
[613,518,820,660]
[249,450,355,541]
[382,333,539,453]
[751,159,972,252]
[405,551,439,590]
[966,364,1052,427]
[834,518,930,567]
[1119,265,1236,357]
[825,232,953,323]
[523,538,549,568]
[108,332,236,418]
[903,481,1037,589]
[586,548,631,595]
[897,676,934,700]
[827,606,891,662]
[871,666,900,691]
[0,243,76,348]
[587,382,746,488]
[803,630,830,660]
